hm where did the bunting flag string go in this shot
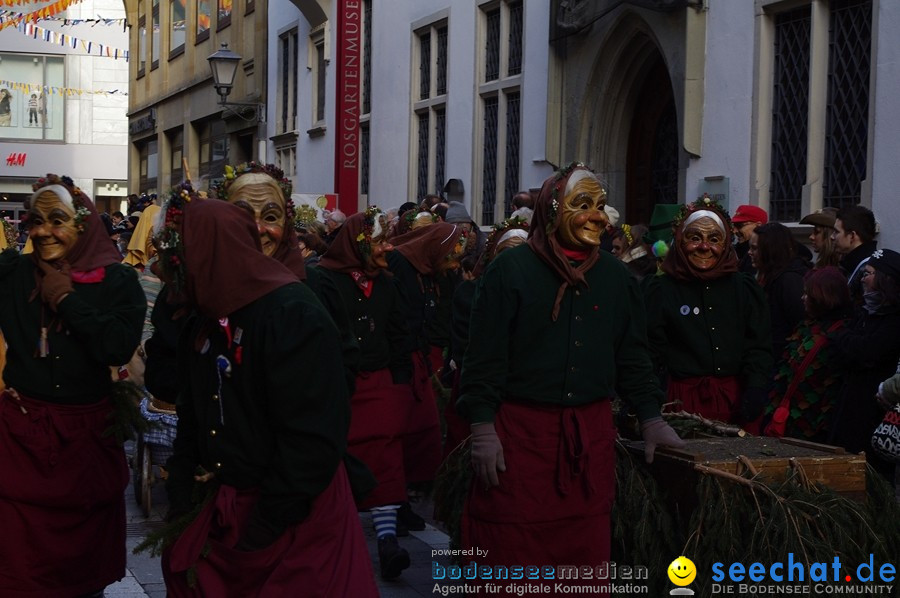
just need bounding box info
[1,0,69,6]
[0,8,125,28]
[0,78,128,97]
[0,0,83,30]
[3,19,130,60]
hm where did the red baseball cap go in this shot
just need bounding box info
[731,204,768,224]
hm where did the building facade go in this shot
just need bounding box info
[0,0,130,227]
[123,0,269,197]
[266,0,899,250]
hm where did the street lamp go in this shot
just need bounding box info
[207,43,264,122]
[207,43,241,105]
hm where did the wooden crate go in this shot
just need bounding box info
[625,436,867,502]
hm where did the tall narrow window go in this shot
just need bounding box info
[360,123,371,196]
[278,29,298,134]
[151,0,160,68]
[360,0,372,198]
[169,0,185,56]
[217,0,231,30]
[478,1,523,224]
[481,97,498,223]
[412,20,448,201]
[198,120,228,181]
[138,1,147,76]
[139,139,159,194]
[769,7,810,222]
[197,0,211,40]
[169,128,184,186]
[316,40,326,123]
[824,0,871,209]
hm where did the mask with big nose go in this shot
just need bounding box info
[556,170,609,251]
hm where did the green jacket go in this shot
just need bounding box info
[457,245,663,424]
[166,283,350,532]
[0,249,145,403]
[644,271,773,390]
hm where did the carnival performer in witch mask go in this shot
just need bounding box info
[316,207,420,580]
[555,168,610,250]
[0,174,145,598]
[455,162,683,597]
[219,162,306,280]
[155,196,377,597]
[385,221,469,529]
[646,196,773,428]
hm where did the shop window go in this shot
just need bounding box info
[0,53,65,142]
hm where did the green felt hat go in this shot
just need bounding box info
[643,204,681,245]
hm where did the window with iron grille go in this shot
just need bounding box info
[763,0,871,221]
[412,19,449,202]
[769,6,810,222]
[824,0,871,209]
[416,111,430,200]
[482,96,499,224]
[477,1,523,225]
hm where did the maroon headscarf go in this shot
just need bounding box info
[180,199,297,318]
[28,174,121,273]
[219,164,306,281]
[661,201,738,282]
[271,225,307,281]
[319,210,384,279]
[390,221,463,275]
[527,163,601,321]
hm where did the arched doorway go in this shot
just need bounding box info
[625,55,678,226]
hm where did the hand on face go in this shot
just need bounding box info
[682,217,726,271]
[28,191,79,262]
[557,175,609,250]
[228,182,286,257]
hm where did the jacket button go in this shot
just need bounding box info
[215,462,222,469]
[575,340,582,347]
[210,429,217,437]
[567,392,574,399]
[212,394,219,401]
[575,315,582,322]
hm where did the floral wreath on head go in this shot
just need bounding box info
[673,193,733,232]
[212,162,296,223]
[153,181,199,294]
[546,161,606,233]
[293,204,320,232]
[355,205,386,260]
[29,173,91,234]
[406,209,438,227]
[477,215,530,273]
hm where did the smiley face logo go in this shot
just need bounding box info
[668,556,696,586]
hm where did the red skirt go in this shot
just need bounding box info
[666,375,741,424]
[402,347,443,483]
[348,368,411,509]
[461,401,615,598]
[163,463,378,598]
[0,390,128,598]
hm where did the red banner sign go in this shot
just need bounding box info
[5,153,26,167]
[333,0,361,215]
